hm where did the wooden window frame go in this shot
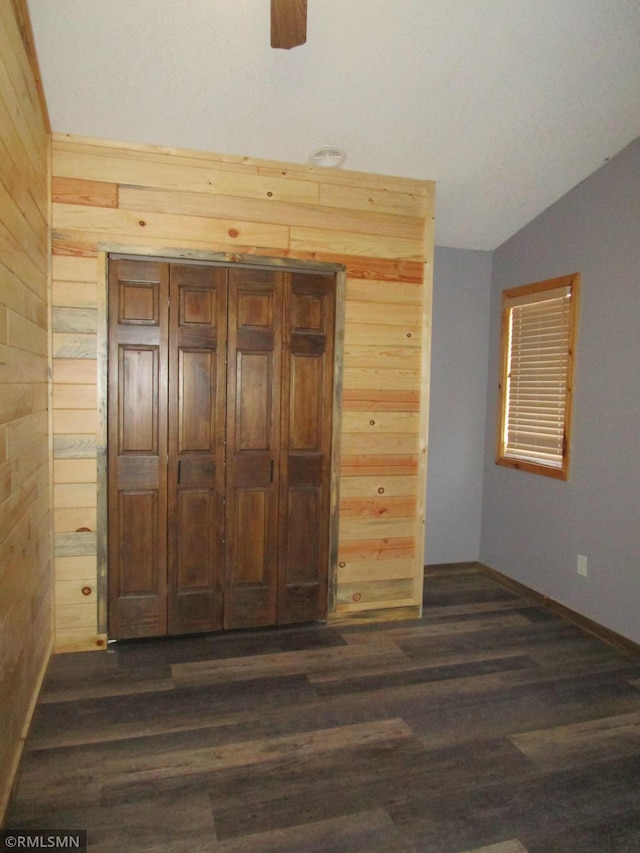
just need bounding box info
[496,273,580,480]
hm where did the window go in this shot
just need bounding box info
[497,273,580,480]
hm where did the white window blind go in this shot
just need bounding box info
[503,285,572,468]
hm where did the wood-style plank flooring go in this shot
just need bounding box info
[8,565,640,852]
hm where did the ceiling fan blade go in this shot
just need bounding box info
[271,0,307,49]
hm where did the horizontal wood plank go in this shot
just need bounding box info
[337,558,416,583]
[53,204,291,252]
[291,225,424,261]
[53,483,98,509]
[340,455,418,476]
[341,411,420,434]
[54,508,97,534]
[54,555,98,581]
[342,389,421,411]
[52,147,321,205]
[52,459,97,484]
[54,531,97,557]
[346,278,423,304]
[340,433,418,455]
[339,516,417,541]
[51,333,96,359]
[51,282,98,309]
[338,537,415,561]
[339,495,417,519]
[51,255,100,282]
[52,359,97,384]
[52,384,97,410]
[51,307,97,334]
[118,185,424,240]
[52,176,118,208]
[52,409,98,435]
[339,474,418,498]
[52,435,97,459]
[337,578,415,606]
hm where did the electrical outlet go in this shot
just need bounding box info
[577,554,588,577]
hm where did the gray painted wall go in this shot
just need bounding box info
[425,246,492,564]
[480,136,640,643]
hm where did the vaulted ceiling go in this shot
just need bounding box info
[26,0,640,250]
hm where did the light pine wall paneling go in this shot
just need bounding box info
[51,333,96,360]
[340,495,417,519]
[53,458,97,483]
[340,454,418,477]
[339,557,417,583]
[53,202,292,254]
[50,253,100,651]
[0,0,51,824]
[52,358,96,385]
[53,482,98,509]
[336,578,415,609]
[52,409,98,435]
[117,185,424,240]
[52,176,118,208]
[52,383,97,410]
[339,474,418,498]
[50,133,434,645]
[54,507,98,534]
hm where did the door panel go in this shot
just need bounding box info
[289,355,322,448]
[236,352,273,449]
[108,260,168,639]
[278,272,335,624]
[117,492,159,595]
[235,489,269,584]
[168,264,226,635]
[179,350,215,450]
[119,348,159,451]
[224,268,282,629]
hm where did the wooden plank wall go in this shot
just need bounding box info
[0,0,51,822]
[50,134,434,651]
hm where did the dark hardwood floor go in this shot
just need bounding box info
[8,564,640,852]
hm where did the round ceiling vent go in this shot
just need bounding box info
[309,146,347,168]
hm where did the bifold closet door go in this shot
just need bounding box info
[108,259,226,639]
[108,260,169,639]
[223,268,283,629]
[278,271,335,625]
[167,264,227,635]
[108,259,335,639]
[222,269,335,629]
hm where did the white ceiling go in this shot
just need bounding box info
[27,0,640,250]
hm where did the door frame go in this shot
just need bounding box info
[95,248,346,637]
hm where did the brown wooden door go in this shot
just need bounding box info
[108,259,169,639]
[167,264,227,635]
[223,269,283,629]
[108,260,226,639]
[108,259,335,639]
[278,272,335,624]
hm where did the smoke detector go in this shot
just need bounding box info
[309,146,347,168]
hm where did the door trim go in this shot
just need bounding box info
[96,248,345,637]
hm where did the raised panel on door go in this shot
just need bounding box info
[278,272,335,624]
[167,264,227,634]
[224,268,282,629]
[108,259,168,639]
